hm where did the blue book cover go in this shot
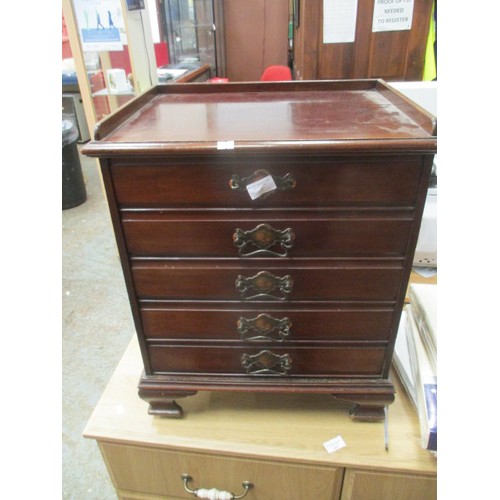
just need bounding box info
[423,382,437,451]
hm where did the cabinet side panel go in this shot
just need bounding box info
[99,160,151,373]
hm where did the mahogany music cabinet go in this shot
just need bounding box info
[82,80,437,420]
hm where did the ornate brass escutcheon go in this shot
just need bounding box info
[229,169,296,198]
[235,271,293,301]
[237,313,292,342]
[233,223,295,257]
[241,350,292,376]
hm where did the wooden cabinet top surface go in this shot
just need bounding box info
[84,336,437,476]
[83,80,437,157]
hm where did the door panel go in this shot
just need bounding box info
[222,0,289,81]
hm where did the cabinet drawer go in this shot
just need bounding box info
[140,303,395,342]
[147,345,386,376]
[122,211,413,258]
[100,443,343,500]
[340,469,437,500]
[132,260,403,301]
[110,156,423,209]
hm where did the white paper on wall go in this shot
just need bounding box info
[323,0,359,44]
[372,0,414,33]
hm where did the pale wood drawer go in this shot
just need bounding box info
[100,442,343,500]
[340,469,437,500]
[116,491,182,500]
[116,491,185,500]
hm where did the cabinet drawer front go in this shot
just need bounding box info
[140,304,395,342]
[122,213,413,258]
[110,156,423,208]
[101,443,343,500]
[132,260,403,301]
[148,345,386,376]
[341,469,437,500]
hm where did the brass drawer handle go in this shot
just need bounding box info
[233,223,295,257]
[181,473,253,499]
[241,350,292,376]
[237,313,292,342]
[235,271,293,301]
[229,168,296,199]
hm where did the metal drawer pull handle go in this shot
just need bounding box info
[229,169,296,198]
[235,271,293,301]
[237,313,291,342]
[233,223,295,257]
[181,474,253,499]
[241,350,292,376]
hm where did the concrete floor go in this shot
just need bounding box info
[62,146,135,499]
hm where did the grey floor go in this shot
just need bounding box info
[62,146,134,499]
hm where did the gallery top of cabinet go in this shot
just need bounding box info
[82,79,437,158]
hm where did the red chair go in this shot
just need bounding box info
[260,65,292,81]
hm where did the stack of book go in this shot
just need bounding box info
[393,284,437,455]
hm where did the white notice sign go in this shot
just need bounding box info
[372,0,414,33]
[323,0,359,44]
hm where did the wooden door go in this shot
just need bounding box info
[221,0,289,81]
[294,0,434,81]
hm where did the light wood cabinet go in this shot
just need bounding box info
[84,337,436,500]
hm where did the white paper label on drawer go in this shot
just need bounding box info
[323,435,347,453]
[246,175,277,200]
[217,140,235,150]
